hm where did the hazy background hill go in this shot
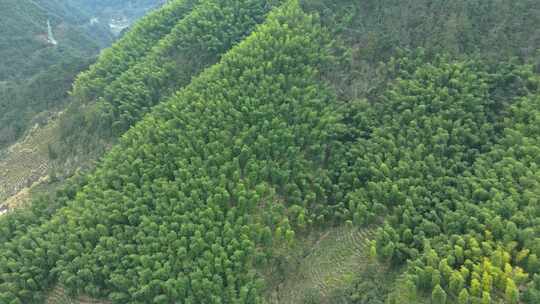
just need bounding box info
[67,0,168,34]
[0,0,104,81]
[0,0,165,148]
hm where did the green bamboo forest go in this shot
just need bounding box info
[0,0,539,303]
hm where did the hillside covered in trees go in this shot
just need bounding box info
[0,0,539,303]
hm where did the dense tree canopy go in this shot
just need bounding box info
[334,52,540,303]
[0,0,538,303]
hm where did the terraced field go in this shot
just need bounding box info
[263,225,378,304]
[0,114,59,208]
[47,286,108,304]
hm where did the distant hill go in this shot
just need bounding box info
[0,0,164,148]
[0,0,101,81]
[69,0,168,32]
[0,0,165,81]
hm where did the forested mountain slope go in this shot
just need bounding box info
[0,0,539,303]
[0,0,281,207]
[0,0,285,249]
[0,2,337,302]
[0,57,94,147]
